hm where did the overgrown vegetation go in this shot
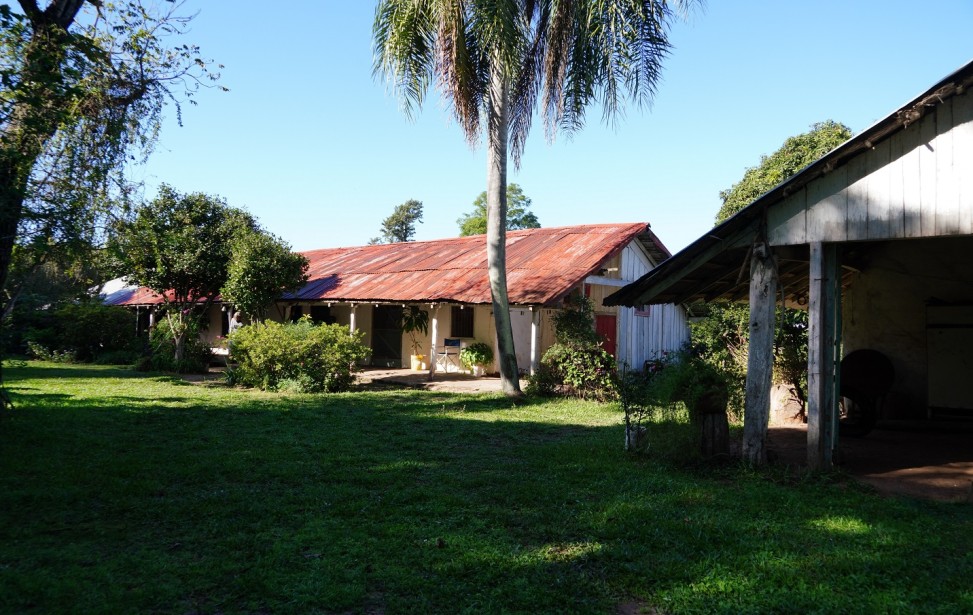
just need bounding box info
[20,301,139,364]
[227,317,370,393]
[2,362,971,613]
[145,315,212,375]
[529,296,618,400]
[690,122,849,415]
[620,349,731,457]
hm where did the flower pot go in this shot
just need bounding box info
[471,365,485,377]
[625,425,648,452]
[410,355,427,371]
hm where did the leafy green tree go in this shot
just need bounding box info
[112,185,256,363]
[0,1,218,314]
[694,121,850,415]
[370,199,423,244]
[0,0,218,402]
[458,184,539,237]
[374,0,697,396]
[221,230,309,321]
[716,121,852,223]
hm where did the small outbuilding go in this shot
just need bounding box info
[108,223,690,377]
[607,60,973,469]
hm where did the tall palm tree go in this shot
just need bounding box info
[374,0,697,396]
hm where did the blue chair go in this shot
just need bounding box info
[437,338,462,371]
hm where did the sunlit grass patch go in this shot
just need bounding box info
[809,515,873,535]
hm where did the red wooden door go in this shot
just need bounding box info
[595,314,617,357]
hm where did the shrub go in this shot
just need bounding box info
[541,342,617,401]
[536,295,618,400]
[524,362,559,397]
[26,341,77,363]
[149,320,212,374]
[551,296,601,345]
[228,317,370,393]
[23,301,139,363]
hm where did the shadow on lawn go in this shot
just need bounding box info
[2,363,972,613]
[5,364,144,382]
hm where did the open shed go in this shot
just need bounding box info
[607,60,973,469]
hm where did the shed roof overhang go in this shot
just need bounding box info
[606,59,973,308]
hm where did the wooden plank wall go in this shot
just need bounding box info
[616,242,690,370]
[769,89,973,245]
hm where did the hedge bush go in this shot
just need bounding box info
[23,302,139,363]
[228,317,370,393]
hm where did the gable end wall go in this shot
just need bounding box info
[769,87,973,246]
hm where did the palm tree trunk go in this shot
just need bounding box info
[486,65,522,397]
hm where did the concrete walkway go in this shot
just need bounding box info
[356,367,510,393]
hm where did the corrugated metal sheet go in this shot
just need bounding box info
[111,223,663,307]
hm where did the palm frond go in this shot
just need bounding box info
[373,0,438,120]
[433,0,486,145]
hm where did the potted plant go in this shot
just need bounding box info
[460,341,494,376]
[400,306,429,370]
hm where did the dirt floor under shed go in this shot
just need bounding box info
[767,422,973,502]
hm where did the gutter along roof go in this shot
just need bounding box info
[605,59,973,308]
[107,223,669,308]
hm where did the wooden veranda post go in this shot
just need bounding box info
[530,307,540,375]
[743,241,777,464]
[807,242,841,470]
[428,305,439,381]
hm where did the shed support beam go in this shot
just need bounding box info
[807,242,841,470]
[349,304,357,334]
[428,305,439,381]
[530,307,540,375]
[743,242,777,465]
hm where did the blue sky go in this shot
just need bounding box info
[133,1,973,255]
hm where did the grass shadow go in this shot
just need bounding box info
[1,363,971,613]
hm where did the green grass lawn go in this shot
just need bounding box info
[1,362,971,614]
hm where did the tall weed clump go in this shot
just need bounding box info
[228,317,370,393]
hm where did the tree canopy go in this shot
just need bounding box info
[457,184,539,237]
[693,120,852,416]
[716,120,853,224]
[111,185,255,361]
[221,230,309,321]
[0,0,219,317]
[370,199,423,244]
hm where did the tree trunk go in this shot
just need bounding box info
[486,65,522,397]
[0,157,29,318]
[0,3,87,318]
[173,331,187,363]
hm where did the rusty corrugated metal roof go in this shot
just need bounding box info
[110,223,665,307]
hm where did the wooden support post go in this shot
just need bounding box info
[807,242,841,470]
[349,304,357,333]
[743,242,777,465]
[428,305,439,381]
[530,307,540,375]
